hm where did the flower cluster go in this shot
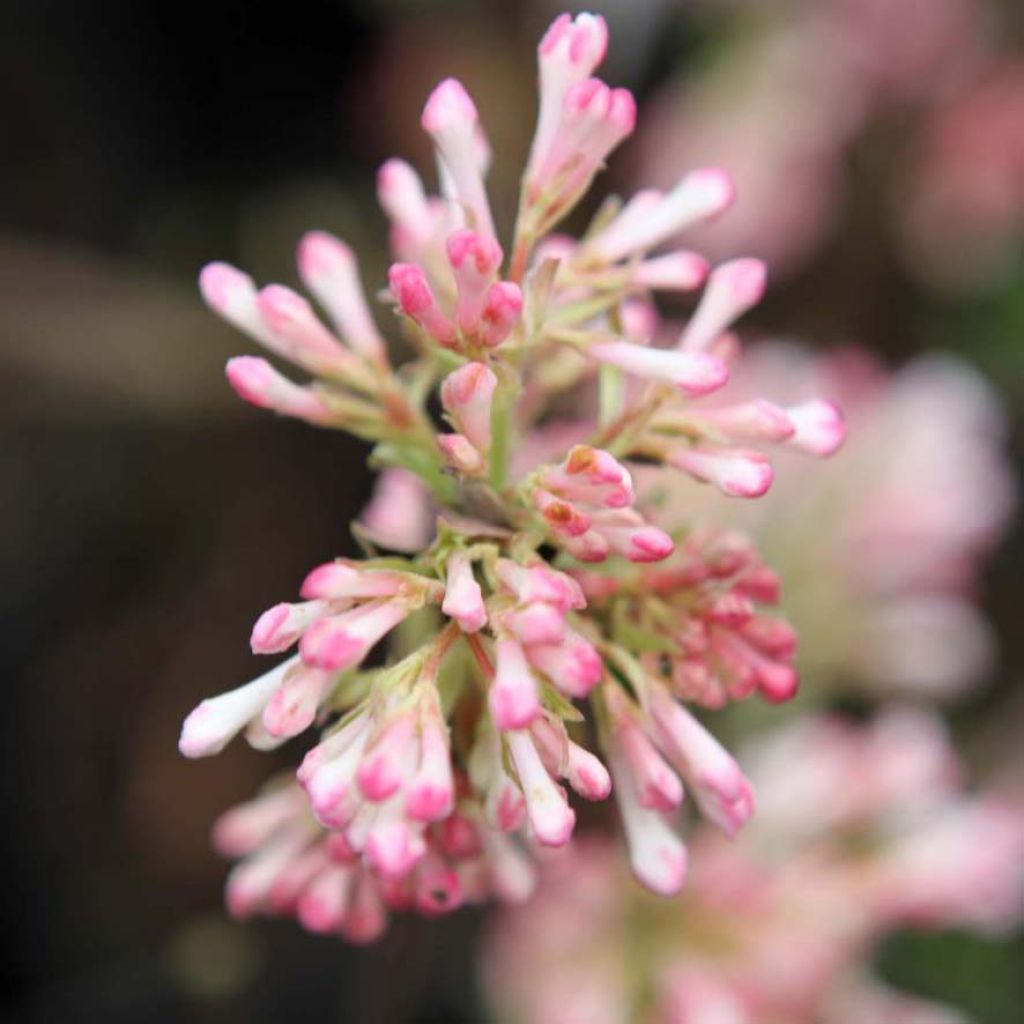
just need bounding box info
[483,707,1024,1024]
[180,12,842,939]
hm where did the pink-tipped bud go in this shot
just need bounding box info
[212,786,306,858]
[540,445,634,509]
[442,550,487,633]
[588,169,734,261]
[299,562,407,602]
[679,258,767,352]
[669,446,774,498]
[437,432,485,476]
[421,79,495,239]
[447,230,504,336]
[591,509,675,563]
[356,714,417,801]
[534,488,593,538]
[495,559,586,612]
[256,284,351,369]
[526,627,603,698]
[500,602,567,646]
[297,231,387,364]
[179,657,295,758]
[225,356,334,425]
[261,665,333,739]
[296,864,354,933]
[608,745,687,895]
[531,716,612,801]
[588,342,729,396]
[250,600,327,654]
[633,250,710,292]
[298,598,410,671]
[388,263,457,347]
[785,399,846,456]
[506,730,576,846]
[528,14,609,182]
[406,715,455,822]
[648,683,754,838]
[490,639,541,730]
[377,158,438,261]
[480,282,523,348]
[538,12,608,72]
[364,820,427,881]
[199,261,288,357]
[699,400,795,443]
[360,468,434,554]
[560,528,610,563]
[608,690,684,811]
[440,361,497,452]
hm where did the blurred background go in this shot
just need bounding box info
[1,1,1021,1021]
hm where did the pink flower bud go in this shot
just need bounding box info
[179,656,297,758]
[414,851,463,915]
[785,399,846,455]
[588,169,734,260]
[225,829,311,919]
[531,716,612,801]
[560,528,611,563]
[495,559,586,611]
[447,230,504,336]
[501,603,567,647]
[669,446,774,498]
[296,864,354,933]
[490,639,542,730]
[356,714,417,801]
[534,488,593,538]
[633,250,710,292]
[212,785,307,858]
[442,550,487,633]
[678,258,767,353]
[250,600,327,654]
[440,361,497,452]
[480,282,523,348]
[200,262,281,352]
[506,730,576,846]
[296,231,387,364]
[360,468,434,553]
[540,445,634,509]
[591,509,674,563]
[364,820,427,880]
[648,683,754,838]
[437,432,485,475]
[388,263,457,348]
[406,715,455,822]
[608,692,684,811]
[377,158,439,261]
[299,562,408,602]
[421,78,495,239]
[302,728,367,829]
[261,665,333,739]
[528,13,609,182]
[698,399,796,442]
[225,356,334,425]
[256,283,359,376]
[299,597,410,671]
[525,627,603,698]
[607,744,687,895]
[588,342,729,396]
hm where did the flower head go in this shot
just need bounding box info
[181,11,842,941]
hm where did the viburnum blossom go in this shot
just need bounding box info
[483,707,1024,1024]
[179,12,842,940]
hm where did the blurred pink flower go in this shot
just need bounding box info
[898,62,1024,290]
[483,707,1024,1024]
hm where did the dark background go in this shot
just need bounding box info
[1,2,1021,1022]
